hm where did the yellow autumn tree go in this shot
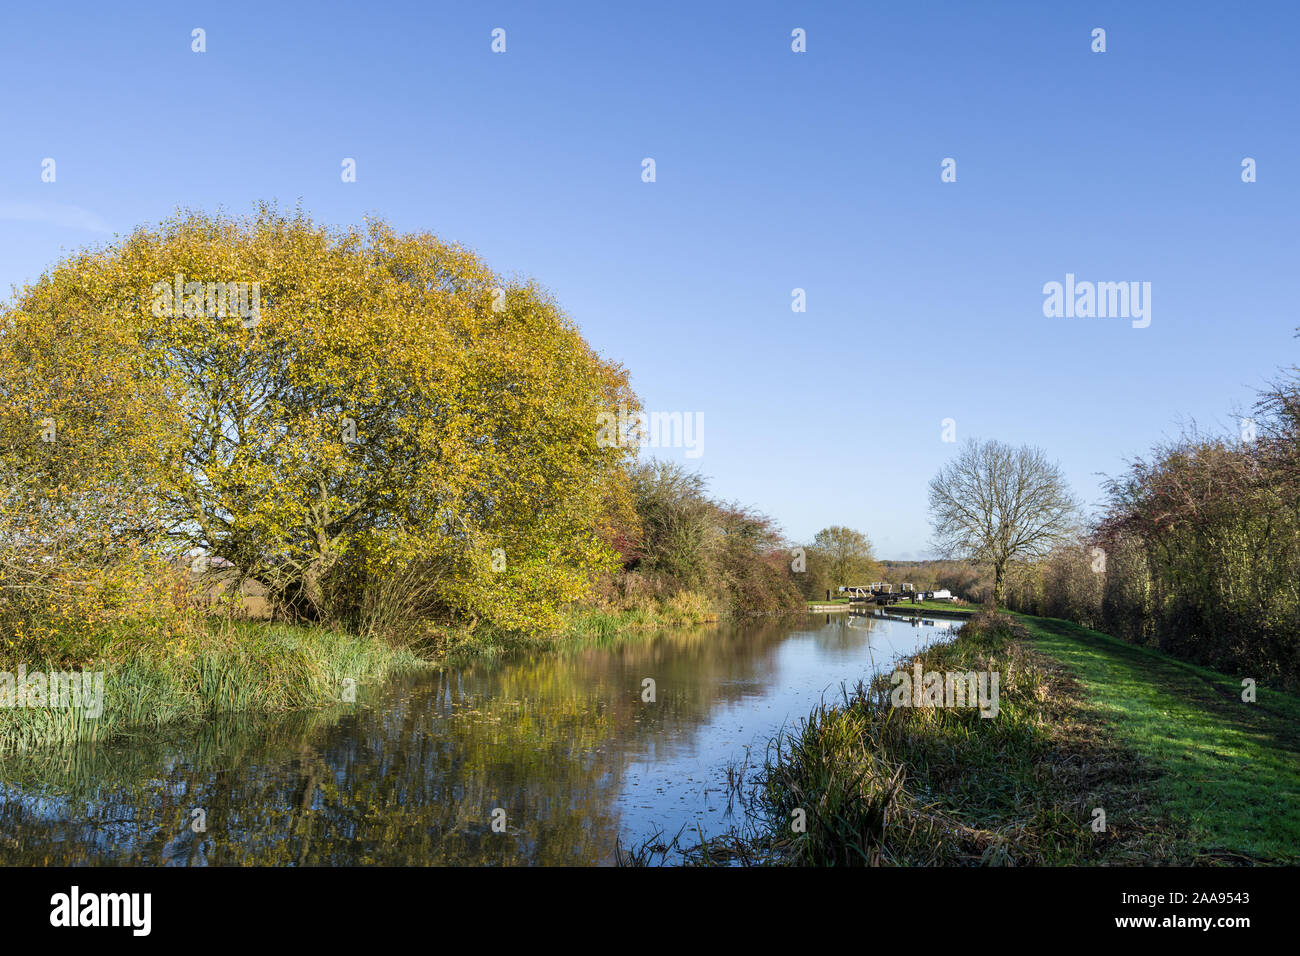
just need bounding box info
[0,205,639,639]
[0,244,188,660]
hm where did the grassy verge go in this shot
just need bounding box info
[1020,614,1300,863]
[883,601,978,615]
[747,611,1167,865]
[723,609,1298,866]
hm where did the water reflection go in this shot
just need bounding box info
[0,612,953,865]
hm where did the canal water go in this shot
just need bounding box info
[0,612,957,865]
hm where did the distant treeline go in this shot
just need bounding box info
[876,559,993,600]
[798,552,991,603]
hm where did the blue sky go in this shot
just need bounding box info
[2,1,1296,557]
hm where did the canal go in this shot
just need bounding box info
[0,611,957,865]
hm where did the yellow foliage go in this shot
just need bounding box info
[0,205,640,638]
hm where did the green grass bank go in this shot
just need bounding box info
[883,600,978,616]
[1023,614,1300,863]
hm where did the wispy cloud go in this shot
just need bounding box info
[0,201,112,233]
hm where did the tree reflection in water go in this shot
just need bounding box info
[0,614,948,865]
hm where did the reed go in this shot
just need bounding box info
[750,612,1171,865]
[0,618,424,757]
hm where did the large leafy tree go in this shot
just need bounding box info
[0,264,185,657]
[0,206,638,632]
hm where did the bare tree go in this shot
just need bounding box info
[927,439,1078,607]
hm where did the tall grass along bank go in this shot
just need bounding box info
[741,610,1297,866]
[0,619,424,758]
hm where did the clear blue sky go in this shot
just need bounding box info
[2,1,1295,557]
